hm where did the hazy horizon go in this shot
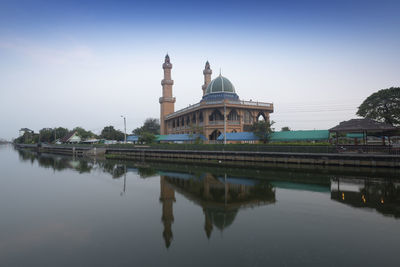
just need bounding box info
[1,0,400,140]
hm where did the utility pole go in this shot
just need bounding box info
[224,102,227,145]
[121,115,127,143]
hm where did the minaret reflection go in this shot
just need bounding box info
[159,176,176,248]
[159,172,276,247]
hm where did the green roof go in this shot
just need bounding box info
[346,133,364,138]
[205,75,235,94]
[269,130,330,142]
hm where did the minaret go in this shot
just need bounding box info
[202,61,212,95]
[159,54,176,135]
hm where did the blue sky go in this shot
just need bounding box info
[1,0,400,139]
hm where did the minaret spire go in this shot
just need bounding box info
[159,54,176,135]
[202,61,212,95]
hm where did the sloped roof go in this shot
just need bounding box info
[329,118,397,132]
[127,134,206,142]
[19,128,33,132]
[217,132,258,141]
[158,134,207,142]
[60,131,78,143]
[270,130,330,142]
[126,135,139,142]
[218,131,330,142]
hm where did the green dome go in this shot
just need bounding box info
[205,75,236,94]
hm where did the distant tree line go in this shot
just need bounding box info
[14,125,127,144]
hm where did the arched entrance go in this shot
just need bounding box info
[209,130,222,141]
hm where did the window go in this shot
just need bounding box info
[244,110,253,124]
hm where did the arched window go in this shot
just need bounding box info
[244,110,253,124]
[209,109,224,121]
[192,113,196,123]
[199,112,204,122]
[228,109,239,121]
[256,112,266,122]
[172,120,175,128]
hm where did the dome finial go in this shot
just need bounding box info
[219,68,222,76]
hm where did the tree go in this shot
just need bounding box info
[251,120,275,143]
[138,132,156,144]
[357,87,400,126]
[73,127,96,140]
[39,128,54,143]
[281,126,291,131]
[14,131,38,144]
[54,127,69,141]
[132,118,160,135]
[189,124,204,144]
[39,127,69,143]
[100,126,124,141]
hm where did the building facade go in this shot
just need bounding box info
[159,55,274,142]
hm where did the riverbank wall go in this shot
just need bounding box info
[15,144,400,168]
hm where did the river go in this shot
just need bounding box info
[1,144,399,266]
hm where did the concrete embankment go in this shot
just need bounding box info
[106,148,400,168]
[15,144,400,168]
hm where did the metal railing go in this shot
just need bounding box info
[336,145,400,155]
[165,99,273,119]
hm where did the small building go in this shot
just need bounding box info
[217,130,330,143]
[81,139,100,144]
[126,135,139,144]
[157,134,207,143]
[269,130,330,143]
[60,131,81,144]
[217,132,259,143]
[329,118,398,145]
[127,134,207,144]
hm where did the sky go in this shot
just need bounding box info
[1,0,399,140]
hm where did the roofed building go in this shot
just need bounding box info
[217,130,331,143]
[329,118,398,145]
[60,131,81,144]
[159,55,274,142]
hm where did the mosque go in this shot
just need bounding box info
[159,55,274,142]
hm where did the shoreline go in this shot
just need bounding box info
[14,143,400,169]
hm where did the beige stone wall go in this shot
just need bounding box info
[164,103,273,142]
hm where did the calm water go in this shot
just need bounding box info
[1,144,400,266]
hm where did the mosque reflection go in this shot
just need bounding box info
[16,149,400,248]
[159,172,276,247]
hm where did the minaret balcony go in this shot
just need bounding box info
[159,97,176,104]
[161,79,174,86]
